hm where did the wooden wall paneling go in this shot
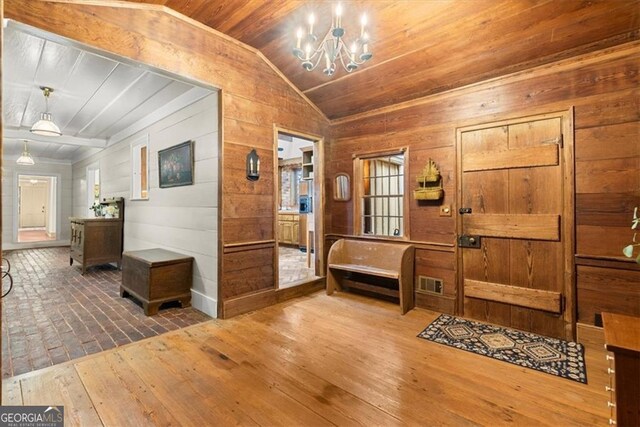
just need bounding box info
[221,246,275,299]
[409,145,456,244]
[329,41,637,326]
[414,249,457,315]
[574,88,639,129]
[577,265,640,325]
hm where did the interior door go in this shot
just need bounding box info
[458,112,574,339]
[20,185,47,228]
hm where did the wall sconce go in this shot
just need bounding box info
[246,149,260,181]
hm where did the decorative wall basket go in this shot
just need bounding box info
[414,158,444,200]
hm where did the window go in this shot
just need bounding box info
[357,151,405,237]
[131,135,149,200]
[86,163,100,216]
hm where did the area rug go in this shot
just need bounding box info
[417,314,587,383]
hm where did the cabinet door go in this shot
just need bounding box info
[292,222,300,245]
[281,222,293,244]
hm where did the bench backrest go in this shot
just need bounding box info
[328,239,413,272]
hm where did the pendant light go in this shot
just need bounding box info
[30,87,62,137]
[16,140,35,166]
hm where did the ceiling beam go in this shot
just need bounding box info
[3,127,107,148]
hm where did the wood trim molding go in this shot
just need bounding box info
[575,255,640,271]
[223,240,276,254]
[221,279,324,318]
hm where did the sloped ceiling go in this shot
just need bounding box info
[126,0,640,120]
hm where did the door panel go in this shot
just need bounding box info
[20,185,47,228]
[459,115,572,339]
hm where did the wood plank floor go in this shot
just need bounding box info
[2,292,609,426]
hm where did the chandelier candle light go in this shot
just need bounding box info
[293,3,372,76]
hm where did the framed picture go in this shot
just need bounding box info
[158,140,194,188]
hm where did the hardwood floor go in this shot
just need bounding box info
[2,292,608,426]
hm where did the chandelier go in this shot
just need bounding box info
[293,3,372,76]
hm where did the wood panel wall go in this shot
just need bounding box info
[328,41,640,320]
[5,0,330,318]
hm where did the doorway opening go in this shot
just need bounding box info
[17,175,58,243]
[276,130,321,289]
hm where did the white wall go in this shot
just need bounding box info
[2,161,72,250]
[72,93,219,317]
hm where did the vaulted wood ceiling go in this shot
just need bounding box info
[128,0,640,119]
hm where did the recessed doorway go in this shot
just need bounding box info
[275,130,322,289]
[17,175,57,243]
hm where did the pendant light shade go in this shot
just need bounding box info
[16,140,35,166]
[30,87,62,137]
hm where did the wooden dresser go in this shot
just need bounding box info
[603,312,640,426]
[70,197,124,274]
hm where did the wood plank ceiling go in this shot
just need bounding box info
[3,23,211,162]
[127,0,640,120]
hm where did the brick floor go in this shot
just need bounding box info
[1,247,211,378]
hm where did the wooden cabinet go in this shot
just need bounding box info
[603,312,640,426]
[301,147,313,180]
[278,213,299,245]
[121,248,193,316]
[70,218,123,274]
[70,197,125,275]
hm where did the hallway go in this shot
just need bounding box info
[1,247,210,378]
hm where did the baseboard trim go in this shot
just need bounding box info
[3,241,70,251]
[191,288,218,318]
[222,278,325,319]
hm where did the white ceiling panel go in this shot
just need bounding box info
[81,71,173,138]
[2,82,32,128]
[3,21,217,164]
[34,40,82,90]
[60,64,146,136]
[97,80,193,139]
[3,29,42,83]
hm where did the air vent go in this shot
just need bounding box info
[417,276,444,295]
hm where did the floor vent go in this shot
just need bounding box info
[417,276,444,295]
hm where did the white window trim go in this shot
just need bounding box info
[130,134,150,201]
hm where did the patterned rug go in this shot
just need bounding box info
[417,314,587,384]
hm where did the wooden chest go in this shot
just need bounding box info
[121,248,193,316]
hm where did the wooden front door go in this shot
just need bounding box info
[457,111,574,339]
[20,184,47,228]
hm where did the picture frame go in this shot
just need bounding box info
[158,140,194,188]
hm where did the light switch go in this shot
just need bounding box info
[439,205,452,217]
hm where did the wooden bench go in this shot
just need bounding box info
[326,239,415,314]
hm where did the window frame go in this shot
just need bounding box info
[353,147,410,239]
[130,134,150,201]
